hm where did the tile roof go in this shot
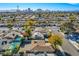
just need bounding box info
[31,45,54,52]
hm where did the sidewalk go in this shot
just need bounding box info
[69,39,79,50]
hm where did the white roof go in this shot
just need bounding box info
[32,32,44,40]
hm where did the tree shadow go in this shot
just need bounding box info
[54,49,63,56]
[20,40,31,48]
[54,50,71,56]
[20,42,26,48]
[64,52,71,56]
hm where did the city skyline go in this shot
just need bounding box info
[0,3,79,11]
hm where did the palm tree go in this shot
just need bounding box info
[23,19,36,37]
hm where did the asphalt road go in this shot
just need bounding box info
[62,38,79,56]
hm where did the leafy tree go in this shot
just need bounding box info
[7,23,13,30]
[2,49,12,56]
[69,15,76,22]
[24,19,36,26]
[48,34,63,50]
[0,16,2,20]
[14,45,20,53]
[60,21,76,34]
[19,51,24,56]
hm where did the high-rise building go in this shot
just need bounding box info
[27,8,33,14]
[16,5,20,13]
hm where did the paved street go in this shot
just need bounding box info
[62,38,79,56]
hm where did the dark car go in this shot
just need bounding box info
[67,32,79,42]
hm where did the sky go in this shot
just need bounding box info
[0,3,79,11]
